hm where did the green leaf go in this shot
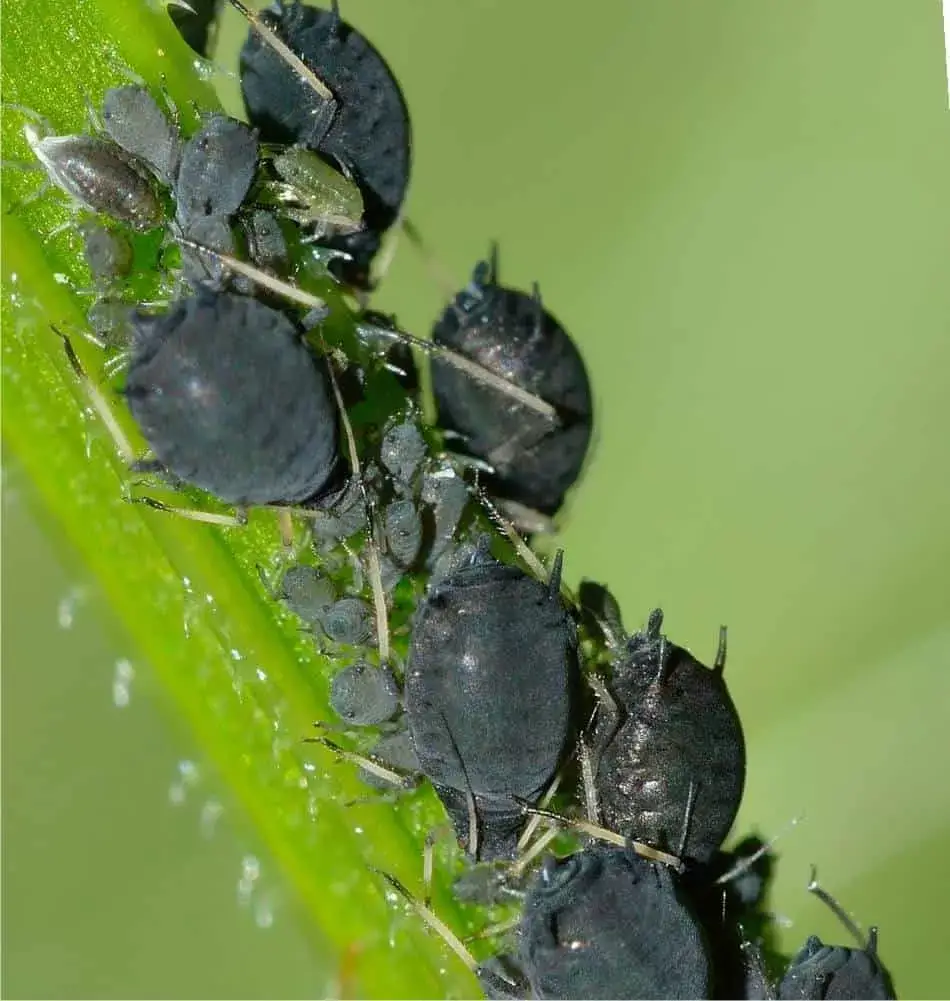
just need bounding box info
[1,1,479,996]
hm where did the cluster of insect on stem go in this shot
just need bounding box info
[4,1,899,998]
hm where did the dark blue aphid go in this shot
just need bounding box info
[776,870,896,1000]
[237,0,411,281]
[778,933,895,1001]
[497,845,712,1000]
[405,541,577,859]
[124,289,340,506]
[593,608,746,866]
[430,256,593,516]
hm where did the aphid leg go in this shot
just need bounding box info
[738,932,777,1001]
[320,346,391,665]
[464,915,522,944]
[510,823,561,880]
[517,801,685,873]
[715,815,802,886]
[714,624,728,675]
[227,0,336,104]
[421,825,455,906]
[676,780,698,859]
[277,508,294,548]
[374,870,479,973]
[806,865,869,949]
[52,325,136,463]
[176,238,328,314]
[465,476,549,583]
[495,497,556,536]
[516,769,565,854]
[304,733,416,790]
[577,736,601,825]
[580,672,620,772]
[530,281,544,339]
[131,495,248,528]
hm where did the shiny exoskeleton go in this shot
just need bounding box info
[594,608,746,865]
[431,257,593,515]
[405,542,577,859]
[125,289,340,506]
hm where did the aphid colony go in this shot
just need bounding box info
[12,1,897,998]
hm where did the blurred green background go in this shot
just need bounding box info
[4,0,949,997]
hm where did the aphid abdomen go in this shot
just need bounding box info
[34,134,162,230]
[599,649,746,864]
[406,558,577,855]
[432,284,592,514]
[125,291,339,506]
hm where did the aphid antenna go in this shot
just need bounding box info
[806,864,872,951]
[180,239,559,422]
[374,870,480,974]
[226,0,335,102]
[714,814,803,887]
[399,217,459,301]
[52,325,136,464]
[517,801,686,874]
[131,495,247,527]
[303,732,416,790]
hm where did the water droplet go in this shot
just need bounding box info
[168,759,200,805]
[256,667,268,682]
[238,854,261,906]
[254,896,275,929]
[199,798,223,839]
[112,658,134,707]
[57,585,86,629]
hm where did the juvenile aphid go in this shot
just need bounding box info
[16,114,163,230]
[235,0,411,277]
[592,608,746,866]
[330,660,400,726]
[405,540,578,860]
[175,114,259,225]
[102,85,181,187]
[776,869,896,1000]
[487,845,712,1000]
[278,564,373,646]
[430,255,593,516]
[124,288,341,506]
[262,145,364,236]
[79,221,134,293]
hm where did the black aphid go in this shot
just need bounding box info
[431,254,593,516]
[592,608,746,866]
[124,289,340,506]
[775,870,896,1000]
[236,0,411,280]
[503,845,712,1000]
[405,539,578,859]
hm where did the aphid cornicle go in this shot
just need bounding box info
[236,0,411,280]
[124,289,341,506]
[405,539,578,860]
[593,608,746,866]
[430,256,593,516]
[511,845,712,1000]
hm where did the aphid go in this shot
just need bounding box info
[234,0,411,278]
[124,288,341,506]
[775,869,896,1000]
[510,845,713,1000]
[79,220,134,291]
[13,110,163,230]
[101,84,181,187]
[175,114,258,225]
[329,660,400,726]
[591,607,746,866]
[169,0,223,55]
[430,254,593,516]
[262,145,364,237]
[405,538,578,860]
